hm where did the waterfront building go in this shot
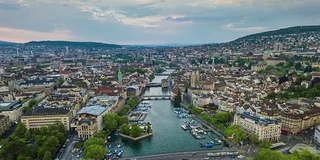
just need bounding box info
[0,115,10,136]
[21,107,72,131]
[126,85,140,97]
[0,100,23,122]
[234,112,281,141]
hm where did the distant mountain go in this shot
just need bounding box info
[233,25,320,42]
[24,40,122,49]
[0,40,17,45]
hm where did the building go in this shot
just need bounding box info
[76,118,98,139]
[234,112,281,141]
[0,115,10,136]
[281,107,320,134]
[274,43,284,51]
[314,125,320,145]
[0,100,23,122]
[265,57,286,66]
[161,78,169,88]
[21,107,72,131]
[77,106,109,131]
[126,86,140,97]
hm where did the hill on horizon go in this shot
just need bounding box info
[24,40,122,49]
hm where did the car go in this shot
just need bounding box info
[204,157,210,160]
[191,152,197,155]
[237,155,245,159]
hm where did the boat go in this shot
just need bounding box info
[199,143,205,147]
[205,143,213,148]
[116,150,124,157]
[181,124,189,130]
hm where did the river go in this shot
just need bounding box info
[108,70,225,158]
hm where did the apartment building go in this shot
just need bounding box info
[0,115,10,136]
[281,107,320,134]
[21,107,72,131]
[234,112,281,141]
[0,100,23,122]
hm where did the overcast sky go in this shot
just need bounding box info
[0,0,319,44]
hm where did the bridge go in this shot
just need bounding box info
[154,73,170,76]
[146,83,162,87]
[142,95,171,100]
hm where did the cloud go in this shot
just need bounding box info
[224,23,267,32]
[0,27,77,43]
[0,0,319,44]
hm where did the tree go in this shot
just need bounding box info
[84,144,106,160]
[295,62,303,70]
[102,113,119,132]
[13,122,27,138]
[84,137,104,149]
[119,116,129,126]
[173,90,182,107]
[259,140,272,148]
[120,124,130,135]
[42,151,52,160]
[146,122,152,133]
[94,130,107,139]
[224,125,247,143]
[253,149,286,160]
[249,133,259,144]
[129,124,143,138]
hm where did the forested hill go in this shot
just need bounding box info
[24,41,122,49]
[233,25,320,41]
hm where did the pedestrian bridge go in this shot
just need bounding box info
[142,95,171,100]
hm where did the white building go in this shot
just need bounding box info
[234,112,281,141]
[0,100,23,122]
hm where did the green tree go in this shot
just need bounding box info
[84,144,106,160]
[120,124,130,135]
[94,130,107,139]
[102,113,119,132]
[84,137,105,149]
[224,125,247,143]
[295,62,303,70]
[119,116,129,126]
[259,140,272,148]
[249,133,259,144]
[42,151,52,160]
[253,149,286,160]
[13,122,27,138]
[173,90,182,107]
[129,124,143,138]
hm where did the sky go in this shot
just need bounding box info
[0,0,320,45]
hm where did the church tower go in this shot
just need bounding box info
[191,71,196,87]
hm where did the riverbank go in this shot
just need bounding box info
[119,133,153,141]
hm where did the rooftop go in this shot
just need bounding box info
[23,107,70,116]
[239,112,281,126]
[0,100,22,111]
[78,106,107,116]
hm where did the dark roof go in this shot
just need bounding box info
[23,107,70,116]
[0,115,6,120]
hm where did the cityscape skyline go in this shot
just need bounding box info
[0,0,320,44]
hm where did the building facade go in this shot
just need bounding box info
[0,100,23,122]
[21,107,72,131]
[234,112,281,141]
[0,115,10,136]
[76,119,98,139]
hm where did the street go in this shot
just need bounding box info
[58,133,79,160]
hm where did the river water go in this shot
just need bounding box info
[108,70,225,158]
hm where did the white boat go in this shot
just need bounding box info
[181,124,189,130]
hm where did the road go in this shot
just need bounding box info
[58,133,79,160]
[121,150,239,160]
